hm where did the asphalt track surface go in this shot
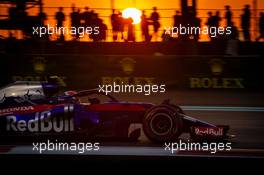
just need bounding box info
[1,90,264,158]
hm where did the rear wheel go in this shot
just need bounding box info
[143,105,183,143]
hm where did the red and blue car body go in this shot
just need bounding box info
[0,81,232,143]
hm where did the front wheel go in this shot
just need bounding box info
[143,105,183,143]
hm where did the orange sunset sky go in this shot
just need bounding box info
[44,0,264,10]
[43,0,264,21]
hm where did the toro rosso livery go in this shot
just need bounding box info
[0,81,231,143]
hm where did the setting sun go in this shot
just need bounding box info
[122,8,142,24]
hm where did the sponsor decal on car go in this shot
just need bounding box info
[2,104,75,132]
[0,104,67,116]
[194,127,224,137]
[0,106,35,116]
[5,111,74,132]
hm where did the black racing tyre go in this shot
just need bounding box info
[143,105,183,143]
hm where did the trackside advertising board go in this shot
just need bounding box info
[0,55,263,91]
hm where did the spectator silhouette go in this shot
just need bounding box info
[91,16,107,42]
[241,5,251,41]
[16,2,28,22]
[225,5,232,27]
[141,10,151,42]
[70,4,81,40]
[99,19,108,41]
[55,7,65,28]
[206,11,214,40]
[8,2,28,28]
[82,7,92,27]
[212,11,221,28]
[193,16,201,41]
[38,11,47,26]
[150,7,160,41]
[229,22,239,40]
[117,11,125,40]
[206,12,213,27]
[125,17,135,42]
[187,9,199,41]
[173,11,182,39]
[89,12,100,41]
[55,7,65,41]
[206,11,221,40]
[173,11,182,28]
[8,4,17,20]
[256,12,264,41]
[111,9,119,41]
[90,10,96,25]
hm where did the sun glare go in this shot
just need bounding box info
[122,8,142,24]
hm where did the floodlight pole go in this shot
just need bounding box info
[111,0,115,10]
[253,0,257,40]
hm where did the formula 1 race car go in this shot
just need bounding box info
[0,81,232,143]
